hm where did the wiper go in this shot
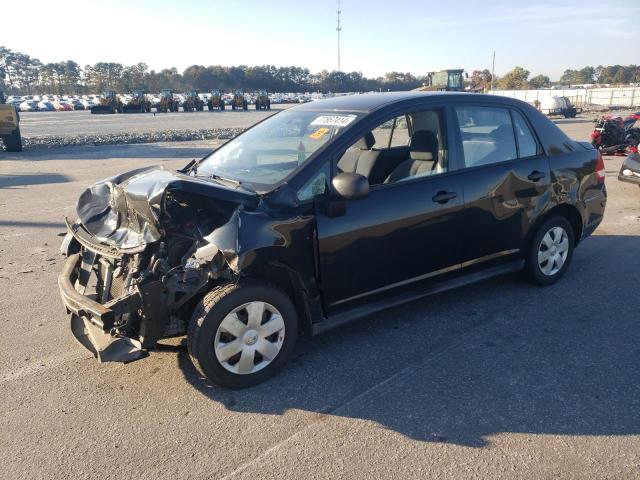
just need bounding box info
[192,172,249,190]
[211,173,242,186]
[178,159,197,174]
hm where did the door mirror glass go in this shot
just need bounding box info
[332,172,369,200]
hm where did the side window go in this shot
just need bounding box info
[456,107,517,168]
[336,109,447,186]
[297,162,329,202]
[511,110,538,158]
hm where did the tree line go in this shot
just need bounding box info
[1,46,638,95]
[474,65,640,91]
[0,46,426,95]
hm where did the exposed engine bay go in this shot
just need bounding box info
[59,165,271,362]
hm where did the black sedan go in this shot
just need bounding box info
[58,92,607,388]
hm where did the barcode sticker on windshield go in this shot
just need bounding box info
[310,115,356,127]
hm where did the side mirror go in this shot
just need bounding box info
[332,172,369,200]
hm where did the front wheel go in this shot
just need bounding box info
[188,281,299,388]
[524,216,575,286]
[3,127,22,152]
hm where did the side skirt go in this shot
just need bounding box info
[312,259,525,335]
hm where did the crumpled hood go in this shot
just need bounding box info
[76,166,258,250]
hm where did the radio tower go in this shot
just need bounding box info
[336,0,342,71]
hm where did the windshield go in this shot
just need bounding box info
[195,109,360,188]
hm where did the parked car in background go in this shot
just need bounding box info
[70,99,85,110]
[80,99,98,110]
[37,101,55,111]
[619,152,640,187]
[19,100,39,112]
[53,100,73,111]
[58,92,606,389]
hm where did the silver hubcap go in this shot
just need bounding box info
[538,226,569,276]
[214,301,285,375]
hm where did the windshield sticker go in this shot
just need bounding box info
[310,115,356,127]
[309,127,329,139]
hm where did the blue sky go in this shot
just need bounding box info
[4,0,639,79]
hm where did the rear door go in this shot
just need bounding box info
[453,105,551,267]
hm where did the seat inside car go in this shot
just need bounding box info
[385,130,443,183]
[337,132,383,182]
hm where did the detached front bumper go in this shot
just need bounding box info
[58,253,114,329]
[58,252,148,363]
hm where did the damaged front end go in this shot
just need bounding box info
[58,166,259,362]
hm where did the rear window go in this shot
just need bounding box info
[456,107,517,167]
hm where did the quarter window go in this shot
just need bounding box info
[297,162,329,202]
[370,115,410,149]
[456,107,517,167]
[511,110,538,158]
[389,115,410,148]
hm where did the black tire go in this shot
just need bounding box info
[188,281,299,389]
[3,128,22,152]
[524,215,575,286]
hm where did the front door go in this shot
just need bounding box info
[316,175,465,311]
[314,106,466,312]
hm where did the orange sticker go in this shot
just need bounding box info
[310,127,329,139]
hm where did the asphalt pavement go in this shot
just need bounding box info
[0,119,639,479]
[18,106,289,137]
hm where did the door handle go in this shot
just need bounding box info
[432,191,457,204]
[527,170,546,182]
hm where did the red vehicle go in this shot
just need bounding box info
[590,112,640,155]
[53,100,74,111]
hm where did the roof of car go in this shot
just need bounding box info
[293,91,523,113]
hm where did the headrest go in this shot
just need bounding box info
[410,130,438,162]
[354,131,375,150]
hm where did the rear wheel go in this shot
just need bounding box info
[188,281,299,388]
[524,216,574,286]
[3,128,22,152]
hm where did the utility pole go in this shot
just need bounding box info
[336,0,342,72]
[490,50,495,91]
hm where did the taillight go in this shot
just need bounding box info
[595,151,605,183]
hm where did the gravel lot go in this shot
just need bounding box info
[1,118,639,479]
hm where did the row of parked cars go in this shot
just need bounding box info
[6,91,331,112]
[6,95,102,112]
